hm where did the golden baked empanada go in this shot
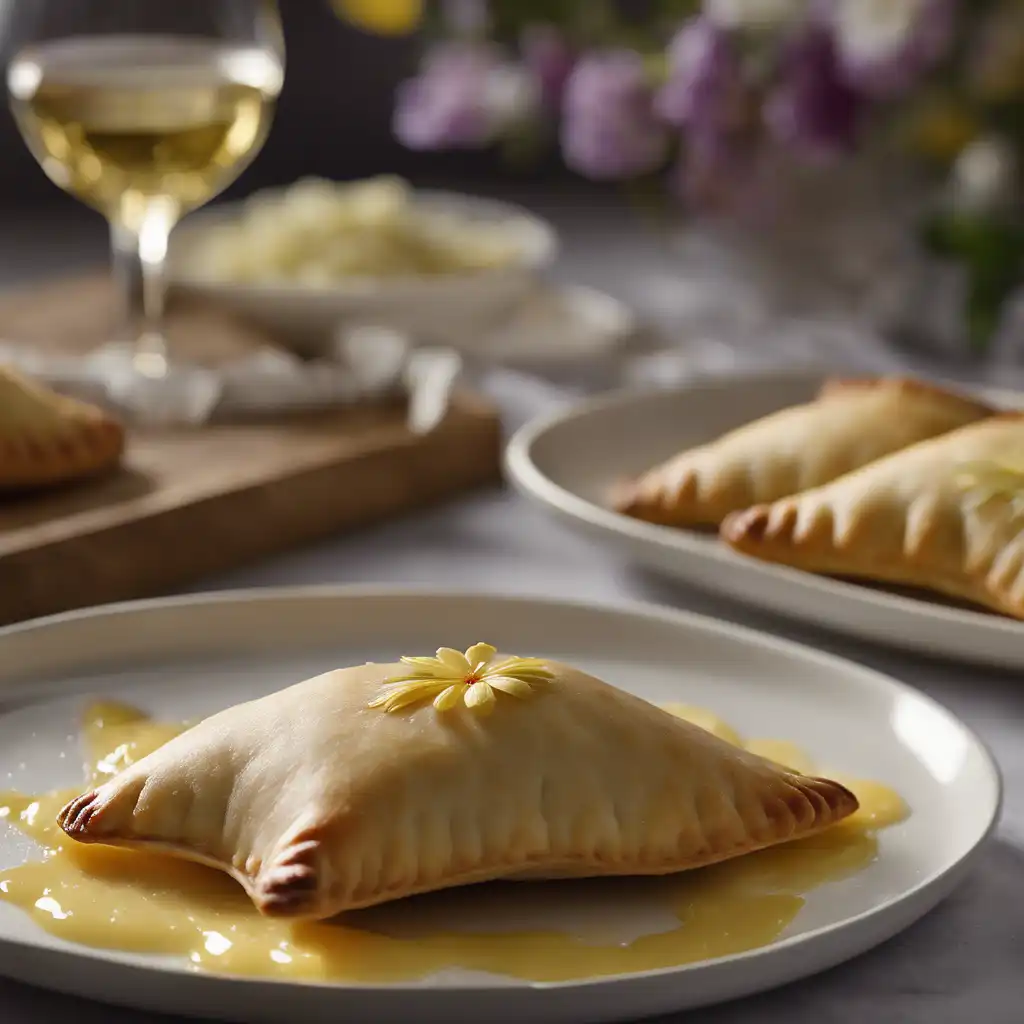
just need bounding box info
[722,415,1024,618]
[57,644,857,920]
[614,378,991,528]
[0,364,125,491]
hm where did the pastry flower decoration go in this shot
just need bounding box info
[957,459,1024,518]
[369,643,554,715]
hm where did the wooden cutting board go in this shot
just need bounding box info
[0,273,503,627]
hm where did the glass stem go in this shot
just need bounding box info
[110,197,178,377]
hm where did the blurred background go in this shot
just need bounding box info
[0,2,572,203]
[0,0,1020,383]
[0,3,572,282]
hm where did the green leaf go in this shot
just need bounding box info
[920,208,1024,353]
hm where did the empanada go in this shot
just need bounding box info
[613,378,991,528]
[722,415,1024,618]
[57,644,857,920]
[0,364,125,490]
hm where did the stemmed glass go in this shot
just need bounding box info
[5,0,285,422]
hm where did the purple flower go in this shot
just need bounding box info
[393,43,536,151]
[833,0,957,97]
[520,25,575,111]
[561,50,670,180]
[765,25,863,158]
[656,18,744,134]
[656,19,763,213]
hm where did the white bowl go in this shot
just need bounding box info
[168,190,560,354]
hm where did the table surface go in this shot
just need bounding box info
[1,195,1022,1024]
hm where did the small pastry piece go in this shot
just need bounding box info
[613,378,992,528]
[0,364,125,491]
[722,415,1024,618]
[57,644,857,920]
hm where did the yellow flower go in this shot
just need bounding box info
[907,98,979,163]
[957,459,1024,518]
[332,0,423,36]
[368,643,554,715]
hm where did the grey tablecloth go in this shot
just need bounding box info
[2,197,1023,1023]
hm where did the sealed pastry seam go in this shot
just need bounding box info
[816,376,993,417]
[59,772,855,919]
[0,364,125,489]
[613,376,993,529]
[56,656,858,921]
[721,415,1024,618]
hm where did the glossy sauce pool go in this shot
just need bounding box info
[0,700,908,983]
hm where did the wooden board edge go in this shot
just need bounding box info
[0,397,503,626]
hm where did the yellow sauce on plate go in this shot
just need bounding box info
[0,700,908,983]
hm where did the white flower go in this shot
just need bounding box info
[482,63,540,136]
[834,0,929,66]
[953,137,1018,213]
[706,0,809,31]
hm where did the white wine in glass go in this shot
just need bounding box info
[5,2,285,420]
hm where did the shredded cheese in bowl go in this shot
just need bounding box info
[185,176,540,286]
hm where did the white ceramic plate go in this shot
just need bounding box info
[168,190,559,353]
[505,371,1024,669]
[461,283,637,374]
[0,588,1000,1023]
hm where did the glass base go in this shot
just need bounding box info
[89,342,223,426]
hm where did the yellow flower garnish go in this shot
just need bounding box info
[957,459,1024,518]
[368,643,554,715]
[331,0,423,36]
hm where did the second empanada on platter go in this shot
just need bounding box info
[722,415,1024,619]
[57,645,857,921]
[613,378,992,528]
[0,364,125,490]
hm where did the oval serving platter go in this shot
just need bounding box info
[0,588,1001,1024]
[505,370,1024,669]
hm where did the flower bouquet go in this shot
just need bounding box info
[336,1,1024,360]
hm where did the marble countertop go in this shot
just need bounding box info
[1,195,1022,1023]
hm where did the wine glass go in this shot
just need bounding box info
[5,0,285,422]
